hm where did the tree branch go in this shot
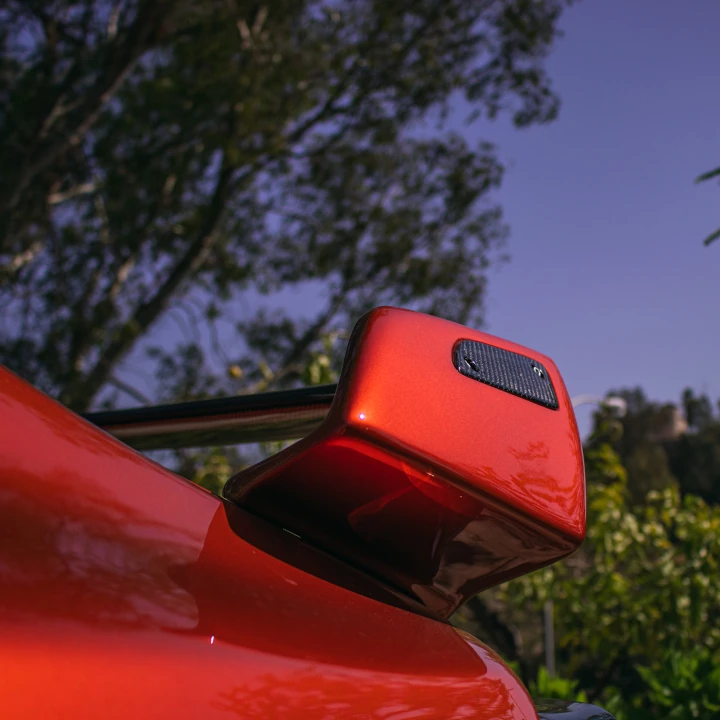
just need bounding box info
[0,241,44,278]
[0,1,175,216]
[48,182,97,205]
[59,150,236,410]
[286,0,454,151]
[263,283,352,389]
[107,375,152,405]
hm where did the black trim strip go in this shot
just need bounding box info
[83,384,337,450]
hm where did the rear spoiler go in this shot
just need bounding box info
[83,385,337,450]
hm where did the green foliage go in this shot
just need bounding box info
[495,434,720,715]
[601,387,678,500]
[592,386,720,507]
[183,447,244,496]
[301,332,344,387]
[668,423,720,505]
[636,647,720,719]
[683,389,715,432]
[0,0,572,412]
[523,665,588,703]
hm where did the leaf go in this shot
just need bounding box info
[695,166,720,184]
[702,228,720,246]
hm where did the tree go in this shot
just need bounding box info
[599,387,680,504]
[682,388,714,432]
[1,0,573,411]
[667,422,720,506]
[591,387,720,507]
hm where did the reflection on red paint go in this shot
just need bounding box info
[0,366,538,719]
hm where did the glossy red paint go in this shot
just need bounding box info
[0,366,539,719]
[226,307,585,617]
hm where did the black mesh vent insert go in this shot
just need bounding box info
[453,340,559,410]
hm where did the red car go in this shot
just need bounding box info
[0,307,613,719]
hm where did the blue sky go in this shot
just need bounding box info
[120,0,719,436]
[462,0,720,433]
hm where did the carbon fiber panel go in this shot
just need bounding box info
[453,339,559,410]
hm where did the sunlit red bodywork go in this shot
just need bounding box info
[0,366,541,719]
